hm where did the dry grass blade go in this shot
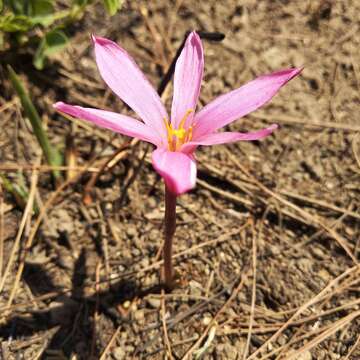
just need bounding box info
[247,265,360,359]
[99,326,121,360]
[286,310,360,360]
[161,289,174,359]
[197,178,253,207]
[252,113,360,132]
[279,189,360,221]
[352,132,360,169]
[343,334,360,360]
[0,166,39,308]
[0,165,39,294]
[90,262,102,358]
[242,221,257,360]
[0,163,101,173]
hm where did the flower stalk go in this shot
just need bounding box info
[163,186,177,290]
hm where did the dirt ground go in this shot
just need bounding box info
[0,0,360,359]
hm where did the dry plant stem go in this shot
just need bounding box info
[343,334,360,360]
[163,186,177,290]
[0,166,39,293]
[99,326,121,360]
[161,289,174,359]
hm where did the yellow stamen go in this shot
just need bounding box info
[179,109,193,130]
[163,109,194,151]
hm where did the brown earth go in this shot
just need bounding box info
[0,0,359,359]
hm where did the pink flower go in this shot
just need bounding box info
[54,32,301,195]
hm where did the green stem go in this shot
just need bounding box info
[7,65,62,180]
[163,186,177,290]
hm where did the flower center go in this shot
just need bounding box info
[163,109,193,151]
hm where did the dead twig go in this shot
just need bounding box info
[343,334,360,360]
[352,132,360,170]
[242,220,257,360]
[0,163,101,173]
[252,112,360,132]
[161,289,174,359]
[90,261,102,358]
[4,164,39,310]
[0,163,39,294]
[99,326,121,360]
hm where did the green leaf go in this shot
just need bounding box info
[30,0,54,16]
[0,173,39,214]
[8,0,27,15]
[7,65,62,180]
[28,0,56,26]
[0,14,33,32]
[33,29,68,70]
[0,0,3,13]
[103,0,123,16]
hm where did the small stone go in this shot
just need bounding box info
[189,280,203,296]
[311,247,326,260]
[125,345,134,354]
[146,298,161,309]
[126,227,137,238]
[147,197,157,208]
[132,248,141,256]
[123,300,131,309]
[223,343,238,360]
[294,350,312,360]
[113,347,126,360]
[134,309,144,322]
[203,316,212,325]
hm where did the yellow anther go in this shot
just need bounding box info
[163,109,194,151]
[178,109,193,130]
[186,126,193,142]
[172,128,186,141]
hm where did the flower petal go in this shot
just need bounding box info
[181,124,277,153]
[92,35,168,138]
[171,31,204,129]
[54,102,161,146]
[193,68,302,138]
[152,148,197,195]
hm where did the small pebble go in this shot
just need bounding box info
[203,316,212,325]
[134,309,144,322]
[146,298,161,309]
[113,347,126,360]
[123,300,131,309]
